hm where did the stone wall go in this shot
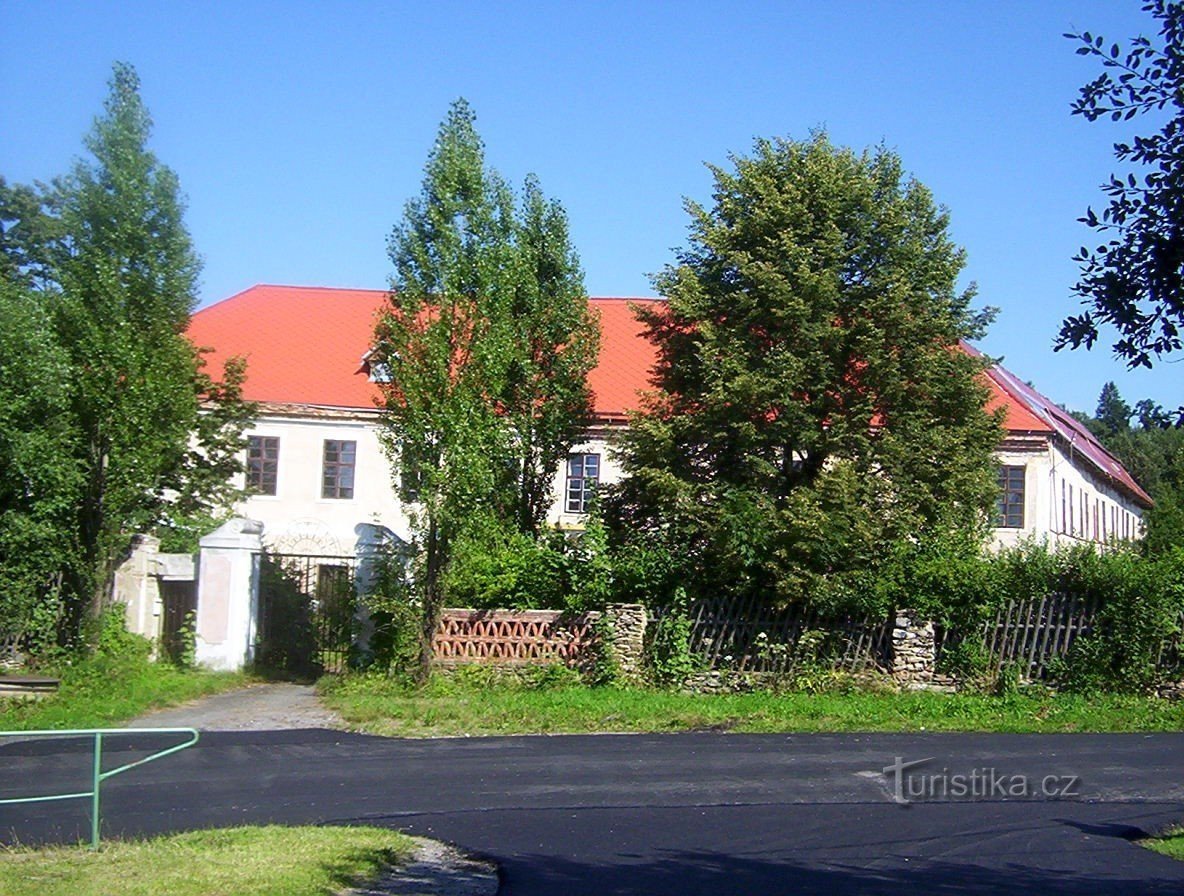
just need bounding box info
[602,603,647,680]
[891,608,936,689]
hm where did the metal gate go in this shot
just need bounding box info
[256,553,358,676]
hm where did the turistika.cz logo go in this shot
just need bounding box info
[882,757,1081,805]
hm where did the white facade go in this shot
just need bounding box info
[234,411,1147,556]
[992,435,1146,550]
[234,405,412,554]
[236,409,628,552]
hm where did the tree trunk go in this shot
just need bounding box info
[416,516,444,684]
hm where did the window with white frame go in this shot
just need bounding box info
[565,453,600,513]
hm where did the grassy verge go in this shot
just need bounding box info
[0,825,416,896]
[320,671,1184,737]
[0,654,249,731]
[1145,828,1184,861]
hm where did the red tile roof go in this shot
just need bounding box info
[188,285,1150,506]
[187,285,660,420]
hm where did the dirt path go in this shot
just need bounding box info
[128,682,345,731]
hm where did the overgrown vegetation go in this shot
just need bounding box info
[605,132,1004,622]
[0,63,251,657]
[0,826,417,896]
[0,611,247,731]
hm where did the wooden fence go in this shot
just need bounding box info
[942,592,1101,681]
[659,595,893,674]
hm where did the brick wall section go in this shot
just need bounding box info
[432,604,647,673]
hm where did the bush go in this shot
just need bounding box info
[645,590,699,687]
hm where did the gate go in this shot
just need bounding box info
[159,579,198,664]
[256,553,358,676]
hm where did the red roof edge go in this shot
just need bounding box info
[964,342,1153,508]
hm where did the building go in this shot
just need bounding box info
[186,284,1151,554]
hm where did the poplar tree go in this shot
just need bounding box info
[1,63,251,639]
[375,100,597,677]
[505,175,599,533]
[377,100,519,678]
[611,133,1003,610]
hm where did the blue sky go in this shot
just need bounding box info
[2,1,1179,414]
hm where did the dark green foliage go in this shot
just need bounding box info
[1079,382,1184,552]
[1052,547,1184,692]
[440,510,614,613]
[0,63,252,649]
[1058,1,1184,376]
[610,132,1003,613]
[881,537,1184,692]
[254,558,319,680]
[360,544,420,678]
[0,280,83,653]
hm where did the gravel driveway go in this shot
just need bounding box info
[128,682,344,731]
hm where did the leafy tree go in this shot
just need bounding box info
[0,280,82,654]
[505,175,599,533]
[374,99,597,677]
[0,63,252,641]
[609,133,1003,612]
[376,99,518,679]
[1058,1,1184,372]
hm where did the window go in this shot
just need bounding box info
[565,453,600,513]
[321,440,356,499]
[996,465,1025,528]
[246,436,279,495]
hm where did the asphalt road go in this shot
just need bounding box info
[2,729,1184,894]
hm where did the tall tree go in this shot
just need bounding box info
[504,175,599,533]
[0,63,252,638]
[52,62,208,614]
[1096,381,1133,435]
[374,100,598,677]
[375,100,521,680]
[610,133,1003,610]
[1058,1,1184,373]
[0,279,82,654]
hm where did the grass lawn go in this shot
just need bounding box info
[1145,828,1184,862]
[0,656,249,732]
[320,672,1184,737]
[0,826,416,896]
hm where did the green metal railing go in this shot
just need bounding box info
[0,727,199,848]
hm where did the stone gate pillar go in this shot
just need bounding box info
[892,607,936,689]
[112,534,162,648]
[603,603,647,681]
[194,519,264,671]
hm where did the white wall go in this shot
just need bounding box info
[239,411,1146,554]
[236,409,412,554]
[545,428,626,530]
[992,438,1145,550]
